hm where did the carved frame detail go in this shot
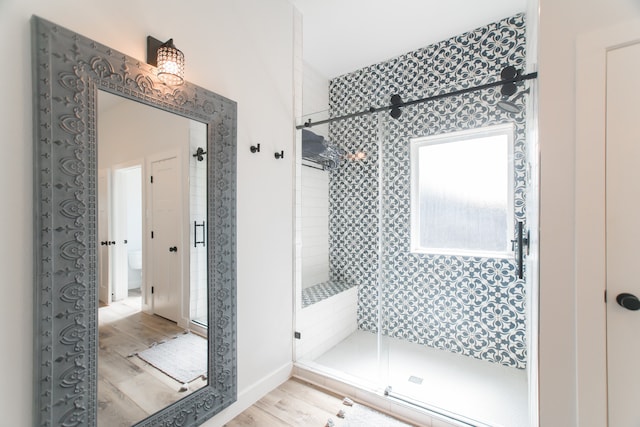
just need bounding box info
[31,16,237,427]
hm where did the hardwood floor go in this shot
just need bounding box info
[224,378,345,426]
[98,294,206,426]
[224,378,414,427]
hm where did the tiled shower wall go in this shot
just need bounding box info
[328,14,528,368]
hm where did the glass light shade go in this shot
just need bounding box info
[157,40,184,86]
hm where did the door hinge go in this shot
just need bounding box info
[150,175,153,183]
[151,231,154,239]
[151,286,154,294]
[604,290,607,303]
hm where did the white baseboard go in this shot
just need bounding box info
[201,362,293,426]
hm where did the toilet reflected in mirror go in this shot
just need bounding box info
[128,248,143,289]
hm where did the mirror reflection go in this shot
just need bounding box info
[97,91,208,426]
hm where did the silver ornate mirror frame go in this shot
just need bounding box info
[31,16,237,427]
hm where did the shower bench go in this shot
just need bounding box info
[301,280,356,308]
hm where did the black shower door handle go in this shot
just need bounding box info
[513,221,529,280]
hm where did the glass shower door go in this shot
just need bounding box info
[378,79,534,426]
[294,110,387,394]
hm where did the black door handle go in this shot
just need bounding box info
[169,246,178,252]
[511,221,529,280]
[100,241,108,246]
[616,293,640,311]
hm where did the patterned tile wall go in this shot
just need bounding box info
[328,14,528,368]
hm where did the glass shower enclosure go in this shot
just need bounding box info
[294,12,538,427]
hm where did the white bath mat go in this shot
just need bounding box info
[136,333,206,384]
[329,400,414,427]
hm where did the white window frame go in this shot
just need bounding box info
[409,123,515,258]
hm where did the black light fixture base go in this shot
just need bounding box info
[146,36,163,66]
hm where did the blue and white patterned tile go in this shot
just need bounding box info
[327,14,528,369]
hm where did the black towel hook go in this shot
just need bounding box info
[193,147,207,161]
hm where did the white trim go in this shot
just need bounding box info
[409,123,516,258]
[524,76,540,427]
[575,17,640,427]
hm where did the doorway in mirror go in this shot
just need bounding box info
[114,164,144,303]
[98,163,144,306]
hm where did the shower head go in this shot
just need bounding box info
[496,99,521,114]
[497,88,530,114]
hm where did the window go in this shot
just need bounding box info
[410,123,514,257]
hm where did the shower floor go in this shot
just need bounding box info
[305,330,528,427]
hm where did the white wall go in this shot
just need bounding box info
[98,94,190,169]
[537,0,640,425]
[0,0,295,425]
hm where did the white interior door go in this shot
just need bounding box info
[150,155,181,322]
[606,41,640,427]
[98,169,112,305]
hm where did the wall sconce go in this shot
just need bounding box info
[147,36,185,86]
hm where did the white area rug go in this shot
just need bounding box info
[136,333,206,384]
[332,402,413,427]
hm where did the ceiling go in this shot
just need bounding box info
[289,0,527,79]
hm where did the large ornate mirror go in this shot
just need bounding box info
[32,16,237,427]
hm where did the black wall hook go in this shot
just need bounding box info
[250,143,261,153]
[275,151,284,159]
[193,147,207,161]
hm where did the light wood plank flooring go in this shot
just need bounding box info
[224,378,413,427]
[224,378,343,426]
[98,294,206,426]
